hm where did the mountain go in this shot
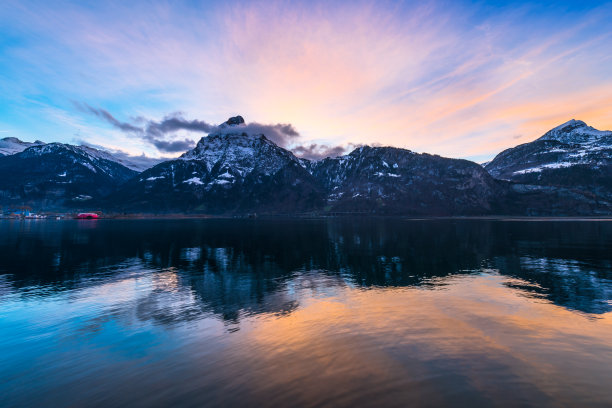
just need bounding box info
[111,116,504,216]
[2,117,611,216]
[0,137,45,156]
[485,120,612,202]
[102,115,612,216]
[0,143,137,210]
[109,116,324,213]
[112,115,504,216]
[0,137,162,171]
[308,146,501,215]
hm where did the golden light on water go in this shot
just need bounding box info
[223,273,612,406]
[3,219,612,406]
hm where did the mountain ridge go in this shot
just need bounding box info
[484,119,612,204]
[1,117,611,215]
[0,137,162,171]
[0,142,137,210]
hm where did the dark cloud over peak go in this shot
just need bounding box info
[292,143,348,161]
[211,122,300,147]
[78,103,208,153]
[145,114,215,138]
[150,138,196,153]
[80,105,313,156]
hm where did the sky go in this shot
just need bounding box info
[0,0,611,162]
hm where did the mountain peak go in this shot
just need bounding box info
[1,137,23,143]
[538,119,611,144]
[0,137,46,156]
[222,115,245,127]
[1,136,47,145]
[550,119,587,132]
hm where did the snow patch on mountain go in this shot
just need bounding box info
[211,179,231,185]
[374,171,401,177]
[513,162,577,174]
[183,177,204,185]
[81,162,97,173]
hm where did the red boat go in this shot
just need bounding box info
[76,213,100,219]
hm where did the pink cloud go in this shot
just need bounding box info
[2,1,611,160]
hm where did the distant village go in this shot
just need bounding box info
[0,207,101,219]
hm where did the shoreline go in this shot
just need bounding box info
[3,214,612,221]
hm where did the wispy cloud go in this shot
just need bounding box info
[77,103,202,153]
[79,103,141,133]
[1,1,611,161]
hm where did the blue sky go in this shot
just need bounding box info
[0,0,611,161]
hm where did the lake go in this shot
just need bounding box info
[1,218,611,407]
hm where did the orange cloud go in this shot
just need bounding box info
[2,1,611,160]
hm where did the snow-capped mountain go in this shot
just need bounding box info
[18,143,139,180]
[0,143,137,209]
[0,137,45,156]
[538,119,612,145]
[308,146,500,214]
[107,115,612,215]
[113,115,501,215]
[179,115,301,179]
[484,120,612,202]
[2,115,611,215]
[486,120,612,179]
[110,116,324,213]
[0,136,162,171]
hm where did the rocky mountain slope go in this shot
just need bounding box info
[0,143,137,209]
[2,116,611,216]
[485,119,612,203]
[109,116,529,215]
[109,116,324,213]
[308,146,501,215]
[0,137,161,171]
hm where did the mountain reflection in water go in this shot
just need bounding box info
[1,218,611,407]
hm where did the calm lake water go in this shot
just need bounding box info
[1,218,611,407]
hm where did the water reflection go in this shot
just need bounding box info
[1,219,611,318]
[1,219,612,407]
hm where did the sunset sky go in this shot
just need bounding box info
[1,0,611,162]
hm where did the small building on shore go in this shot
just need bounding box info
[76,213,100,219]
